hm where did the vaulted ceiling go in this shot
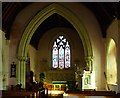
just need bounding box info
[2,2,119,49]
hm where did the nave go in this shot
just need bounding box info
[1,2,120,98]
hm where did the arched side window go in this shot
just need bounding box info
[52,35,70,69]
[107,38,117,85]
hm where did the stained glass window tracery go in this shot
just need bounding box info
[52,35,70,69]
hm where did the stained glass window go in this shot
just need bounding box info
[65,42,70,68]
[52,35,70,69]
[52,42,58,68]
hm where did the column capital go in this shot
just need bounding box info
[17,56,27,61]
[85,56,93,61]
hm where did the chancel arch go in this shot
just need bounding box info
[17,3,93,88]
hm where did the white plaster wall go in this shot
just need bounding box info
[8,35,18,87]
[0,31,10,90]
[28,45,37,75]
[2,32,10,90]
[106,19,119,93]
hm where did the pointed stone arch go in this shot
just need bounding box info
[106,38,117,85]
[17,3,93,88]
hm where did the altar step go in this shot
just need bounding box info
[47,94,63,98]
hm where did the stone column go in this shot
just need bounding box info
[0,30,3,90]
[17,56,27,89]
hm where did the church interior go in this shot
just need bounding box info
[1,2,120,98]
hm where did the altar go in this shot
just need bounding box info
[46,81,67,91]
[44,81,67,95]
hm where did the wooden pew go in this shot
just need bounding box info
[66,90,117,98]
[1,90,40,98]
